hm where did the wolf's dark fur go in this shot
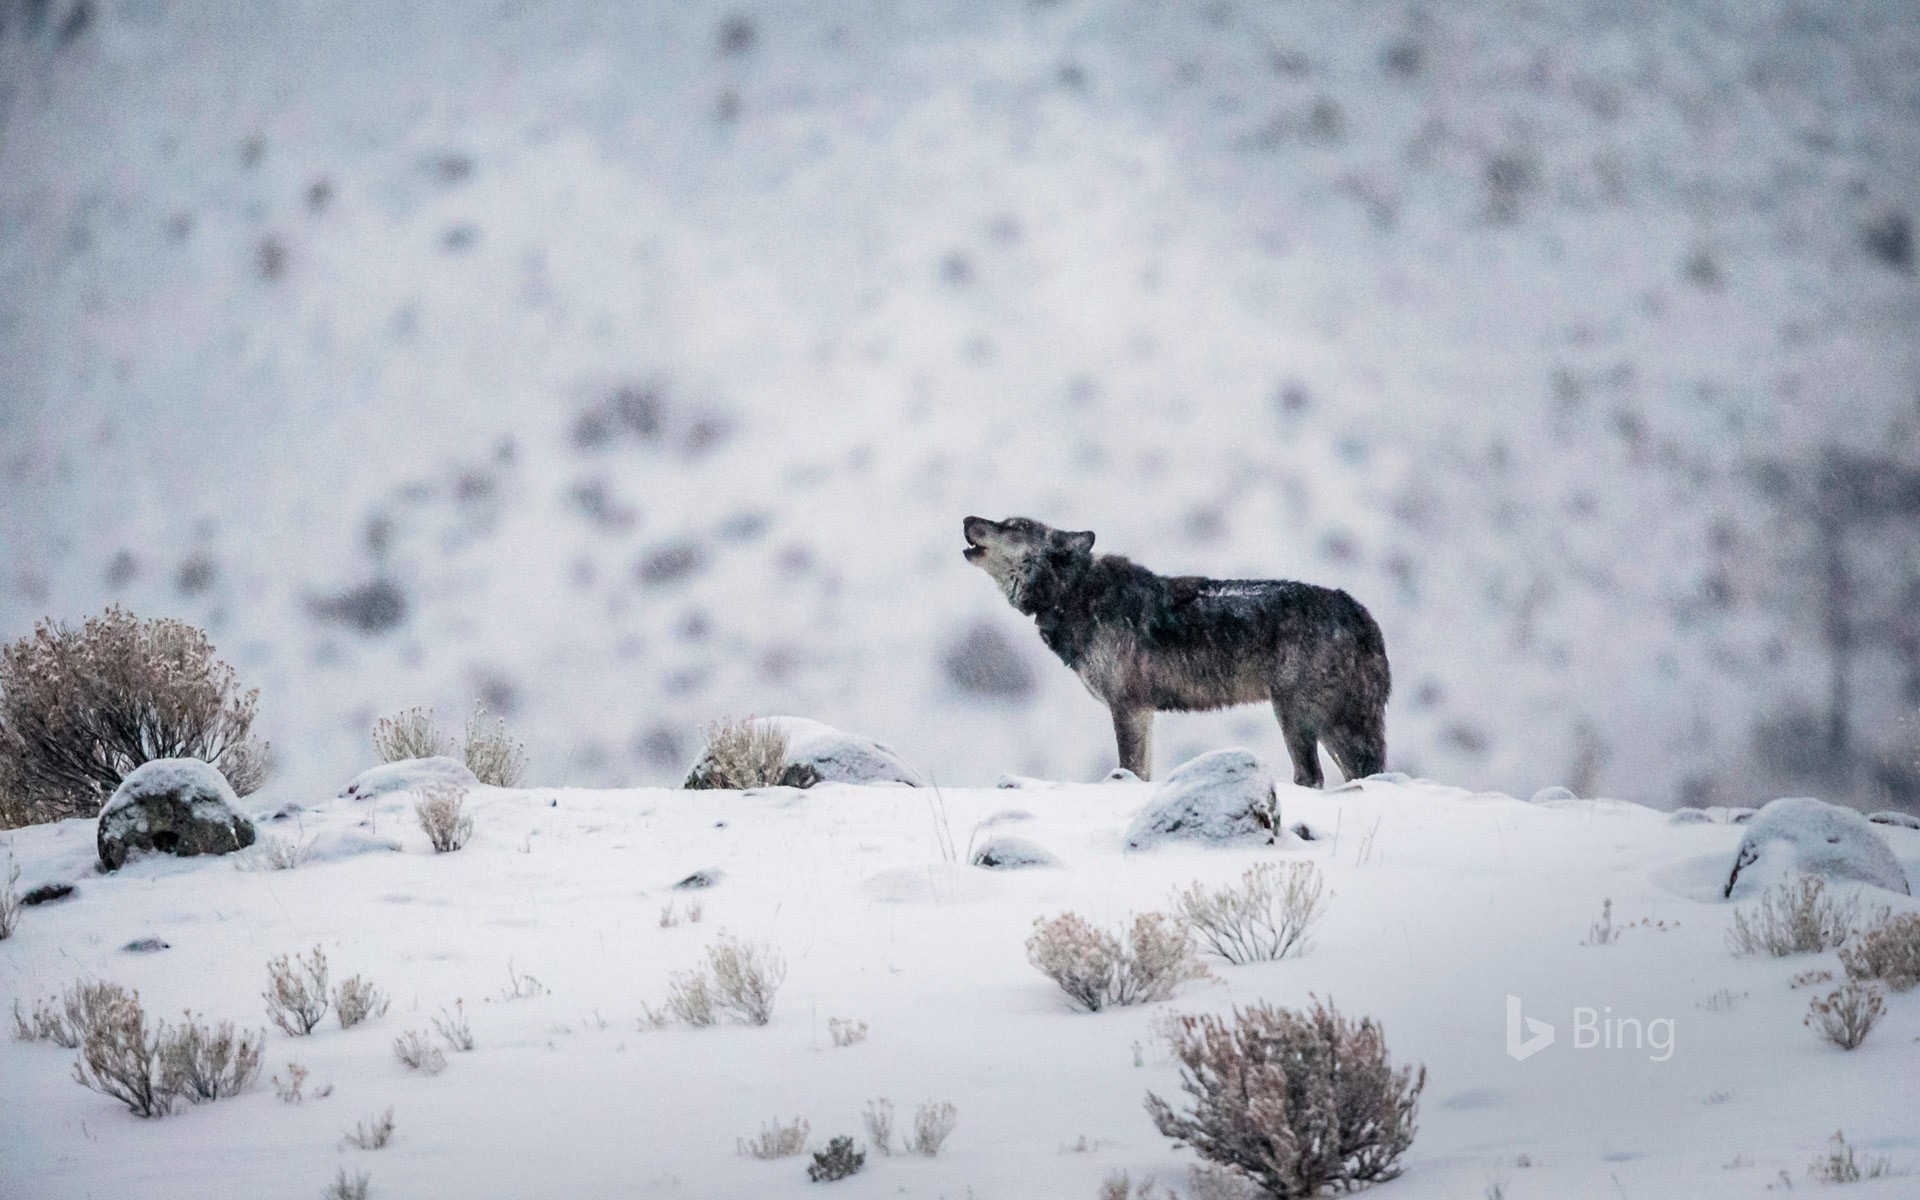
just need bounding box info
[962,516,1390,786]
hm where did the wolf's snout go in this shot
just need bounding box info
[962,516,991,559]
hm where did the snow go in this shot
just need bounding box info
[1722,797,1911,899]
[4,772,1920,1199]
[99,757,241,821]
[1123,749,1280,849]
[967,835,1058,870]
[337,757,481,801]
[692,716,929,789]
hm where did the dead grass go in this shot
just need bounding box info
[737,1116,810,1159]
[324,1167,371,1200]
[1726,876,1864,957]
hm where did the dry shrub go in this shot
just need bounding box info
[158,1014,264,1102]
[463,703,526,787]
[372,706,450,762]
[335,976,391,1029]
[14,979,135,1048]
[392,1030,446,1075]
[415,783,473,853]
[0,607,268,825]
[1027,912,1205,1012]
[685,716,788,789]
[344,1107,396,1150]
[0,858,19,939]
[1175,862,1326,964]
[908,1100,958,1157]
[70,989,261,1118]
[325,1168,371,1200]
[737,1116,810,1159]
[708,935,786,1025]
[273,1062,332,1103]
[432,1001,474,1051]
[1726,876,1863,956]
[862,1098,894,1155]
[1805,980,1884,1050]
[1099,1172,1178,1200]
[828,1017,867,1047]
[665,968,717,1026]
[1840,912,1920,992]
[1808,1130,1899,1183]
[1147,998,1426,1199]
[265,946,331,1035]
[809,1135,865,1182]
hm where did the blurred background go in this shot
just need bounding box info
[1,0,1916,811]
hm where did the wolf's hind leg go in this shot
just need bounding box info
[1111,705,1154,781]
[1270,699,1324,789]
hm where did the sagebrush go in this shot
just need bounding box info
[1147,998,1426,1198]
[1027,911,1205,1011]
[1840,912,1920,992]
[264,946,331,1035]
[1808,1130,1899,1184]
[463,703,527,787]
[685,716,789,789]
[392,1030,446,1075]
[0,607,267,827]
[1805,980,1884,1050]
[1174,862,1325,964]
[69,986,262,1118]
[372,706,451,762]
[13,978,132,1048]
[415,783,473,853]
[345,1107,396,1150]
[334,975,391,1029]
[908,1100,958,1157]
[738,1116,810,1159]
[1726,876,1864,956]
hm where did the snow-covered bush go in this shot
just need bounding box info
[333,976,390,1029]
[344,1107,396,1150]
[0,607,267,826]
[1146,999,1427,1199]
[392,1030,446,1075]
[414,782,473,853]
[374,703,525,786]
[808,1136,865,1181]
[264,947,331,1035]
[372,706,450,762]
[1027,912,1205,1012]
[908,1101,958,1157]
[686,716,791,789]
[1805,981,1884,1050]
[70,989,262,1118]
[463,704,527,787]
[709,935,787,1025]
[1174,862,1325,964]
[1840,912,1920,992]
[664,968,718,1026]
[1725,877,1863,956]
[737,1116,810,1159]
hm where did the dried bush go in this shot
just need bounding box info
[708,935,786,1025]
[158,1014,263,1102]
[325,1168,371,1200]
[432,1001,474,1051]
[264,947,331,1035]
[415,783,473,853]
[273,1062,332,1103]
[809,1135,866,1182]
[828,1017,867,1047]
[14,979,136,1048]
[1726,877,1863,956]
[1175,863,1326,964]
[1027,911,1205,1012]
[344,1107,396,1150]
[1805,981,1884,1050]
[862,1099,894,1155]
[463,703,527,787]
[392,1030,446,1075]
[908,1100,958,1157]
[0,607,268,825]
[1808,1130,1899,1183]
[334,976,391,1029]
[738,1116,810,1159]
[1840,912,1920,992]
[1099,1172,1179,1200]
[70,986,172,1118]
[500,961,546,1000]
[371,706,450,762]
[665,968,717,1026]
[1147,998,1427,1198]
[0,858,19,939]
[686,716,788,789]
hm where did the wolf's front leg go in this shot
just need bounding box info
[1111,705,1154,781]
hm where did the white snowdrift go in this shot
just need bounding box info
[1723,797,1910,898]
[337,756,481,801]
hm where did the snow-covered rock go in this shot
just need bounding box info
[1723,797,1911,899]
[1104,768,1141,784]
[1124,749,1280,849]
[96,758,257,871]
[1868,810,1920,830]
[969,836,1057,869]
[683,717,927,789]
[337,756,480,800]
[1530,786,1578,804]
[1668,808,1714,825]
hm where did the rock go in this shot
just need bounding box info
[97,758,257,871]
[674,869,722,890]
[1290,822,1317,841]
[683,717,926,789]
[1530,786,1578,804]
[1668,808,1714,825]
[269,803,305,821]
[21,882,76,906]
[122,937,169,953]
[1727,807,1757,824]
[1124,749,1280,849]
[1868,810,1920,830]
[969,836,1057,869]
[1723,797,1910,899]
[1104,768,1141,784]
[338,756,479,800]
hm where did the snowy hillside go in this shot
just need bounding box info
[3,0,1919,808]
[3,768,1918,1198]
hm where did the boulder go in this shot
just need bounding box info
[683,717,927,789]
[97,758,256,871]
[1723,797,1910,899]
[969,836,1057,869]
[338,756,479,800]
[1124,749,1280,849]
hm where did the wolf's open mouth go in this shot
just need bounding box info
[963,544,985,561]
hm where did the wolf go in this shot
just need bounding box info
[962,515,1390,786]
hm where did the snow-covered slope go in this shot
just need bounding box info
[2,770,1917,1198]
[2,0,1918,807]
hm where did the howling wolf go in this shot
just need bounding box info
[962,516,1390,786]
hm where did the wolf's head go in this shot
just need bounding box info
[962,516,1095,612]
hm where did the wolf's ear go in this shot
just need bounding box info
[1061,529,1095,554]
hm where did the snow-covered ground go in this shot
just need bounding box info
[4,767,1917,1199]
